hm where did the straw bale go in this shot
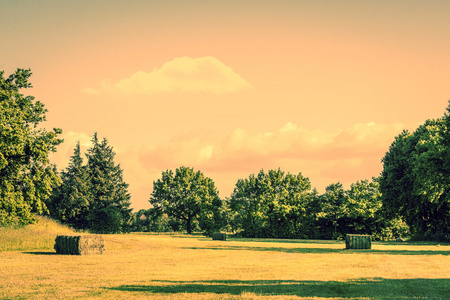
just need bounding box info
[212,232,226,241]
[54,235,105,255]
[345,234,371,249]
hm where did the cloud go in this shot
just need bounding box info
[139,130,218,171]
[83,56,251,95]
[138,121,408,180]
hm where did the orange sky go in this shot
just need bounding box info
[1,1,450,210]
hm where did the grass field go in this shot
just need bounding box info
[1,218,449,299]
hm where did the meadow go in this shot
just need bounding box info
[0,217,449,299]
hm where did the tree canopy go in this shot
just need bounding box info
[149,166,222,234]
[46,142,91,229]
[316,179,385,239]
[0,69,62,226]
[380,104,450,241]
[47,133,133,233]
[229,169,316,238]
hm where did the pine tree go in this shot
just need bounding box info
[85,133,132,233]
[47,142,91,229]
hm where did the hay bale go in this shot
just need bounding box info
[54,235,105,255]
[345,234,371,249]
[212,232,226,241]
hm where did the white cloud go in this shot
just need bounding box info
[83,56,251,95]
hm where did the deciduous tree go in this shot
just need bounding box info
[316,183,347,239]
[150,166,222,234]
[0,69,62,226]
[343,178,382,234]
[230,169,316,238]
[380,110,450,240]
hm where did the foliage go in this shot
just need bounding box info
[48,134,133,233]
[85,134,133,233]
[0,69,62,226]
[149,166,222,234]
[316,179,405,240]
[47,142,91,229]
[380,105,450,241]
[229,169,316,238]
[372,215,410,241]
[131,208,173,232]
[316,183,347,239]
[340,179,384,238]
[228,170,406,240]
[220,197,241,234]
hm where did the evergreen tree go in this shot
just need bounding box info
[47,142,91,229]
[85,133,132,233]
[48,133,132,233]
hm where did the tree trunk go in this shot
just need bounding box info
[345,234,371,249]
[186,217,192,234]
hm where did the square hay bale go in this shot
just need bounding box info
[345,234,371,249]
[212,232,226,241]
[54,235,105,255]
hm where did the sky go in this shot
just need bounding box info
[1,0,449,211]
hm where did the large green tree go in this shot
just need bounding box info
[85,133,133,233]
[150,166,222,234]
[229,169,316,238]
[48,134,132,233]
[0,69,62,226]
[380,109,450,240]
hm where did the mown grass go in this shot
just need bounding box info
[1,217,449,299]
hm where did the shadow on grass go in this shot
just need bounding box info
[108,278,450,298]
[22,251,57,255]
[182,245,449,256]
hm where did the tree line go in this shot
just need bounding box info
[135,167,409,240]
[1,69,448,241]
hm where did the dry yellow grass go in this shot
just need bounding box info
[1,230,449,299]
[0,216,76,251]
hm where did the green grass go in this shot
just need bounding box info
[1,218,449,299]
